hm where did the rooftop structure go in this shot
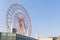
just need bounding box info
[0,32,37,40]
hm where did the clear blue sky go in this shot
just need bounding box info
[0,0,60,37]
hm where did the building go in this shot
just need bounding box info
[38,38,52,40]
[0,32,37,40]
[57,36,60,40]
[38,37,57,40]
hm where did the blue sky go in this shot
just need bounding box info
[0,0,60,37]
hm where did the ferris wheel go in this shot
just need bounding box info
[6,4,32,36]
